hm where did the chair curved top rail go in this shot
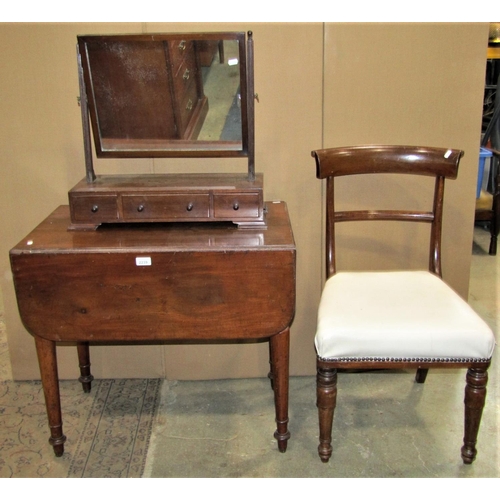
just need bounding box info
[311,145,463,180]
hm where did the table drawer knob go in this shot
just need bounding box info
[91,205,99,213]
[137,204,145,212]
[186,202,194,211]
[233,202,239,211]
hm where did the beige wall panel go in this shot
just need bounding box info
[322,23,488,296]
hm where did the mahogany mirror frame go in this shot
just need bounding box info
[77,31,256,182]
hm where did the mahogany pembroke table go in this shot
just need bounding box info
[9,201,296,456]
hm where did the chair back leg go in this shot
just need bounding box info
[415,368,429,383]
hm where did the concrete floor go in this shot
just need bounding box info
[198,40,241,142]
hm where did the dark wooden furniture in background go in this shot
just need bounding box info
[477,45,500,254]
[10,202,296,457]
[474,148,500,255]
[71,31,264,230]
[311,145,495,465]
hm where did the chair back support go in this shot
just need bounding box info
[311,145,464,279]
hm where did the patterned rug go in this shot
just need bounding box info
[0,376,160,478]
[67,378,160,478]
[1,311,161,478]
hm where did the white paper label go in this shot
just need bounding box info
[136,256,152,266]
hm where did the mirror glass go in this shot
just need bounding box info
[78,32,249,158]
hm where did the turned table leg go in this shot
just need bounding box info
[269,327,290,452]
[77,342,94,393]
[34,336,67,457]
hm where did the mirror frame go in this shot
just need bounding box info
[77,31,255,181]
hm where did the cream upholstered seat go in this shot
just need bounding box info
[311,145,496,465]
[316,271,495,362]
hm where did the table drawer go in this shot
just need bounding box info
[122,193,210,220]
[213,193,261,218]
[70,195,118,223]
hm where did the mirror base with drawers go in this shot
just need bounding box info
[68,173,265,230]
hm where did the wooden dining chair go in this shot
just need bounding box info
[311,145,496,464]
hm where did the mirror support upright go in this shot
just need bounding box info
[77,48,96,183]
[247,31,255,182]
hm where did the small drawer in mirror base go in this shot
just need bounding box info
[69,195,118,224]
[122,193,210,220]
[214,193,261,219]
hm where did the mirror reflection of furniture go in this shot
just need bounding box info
[475,147,500,255]
[311,145,495,465]
[69,32,264,230]
[79,34,243,154]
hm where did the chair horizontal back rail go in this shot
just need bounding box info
[334,210,434,223]
[312,145,462,180]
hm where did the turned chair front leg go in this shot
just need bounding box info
[462,368,489,464]
[316,365,337,463]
